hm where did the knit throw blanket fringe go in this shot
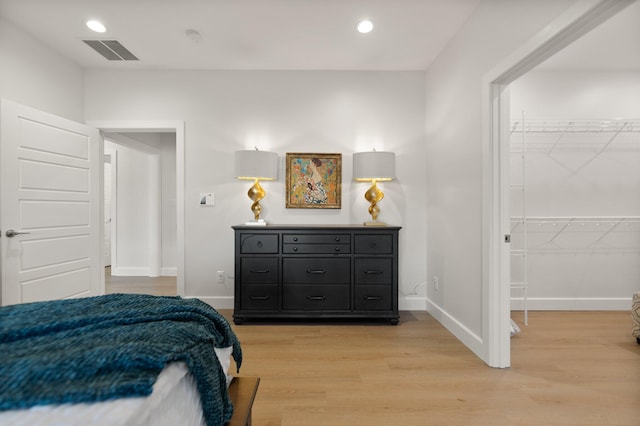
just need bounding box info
[0,294,242,426]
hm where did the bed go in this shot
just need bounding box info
[0,293,251,426]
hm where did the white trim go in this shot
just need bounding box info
[89,120,186,296]
[399,296,427,311]
[193,296,234,310]
[160,267,177,276]
[426,298,484,357]
[482,0,634,368]
[105,148,118,272]
[511,297,633,311]
[110,267,151,277]
[482,83,512,368]
[148,153,161,277]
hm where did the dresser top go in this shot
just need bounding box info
[232,224,401,231]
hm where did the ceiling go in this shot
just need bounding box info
[0,0,480,71]
[0,0,638,72]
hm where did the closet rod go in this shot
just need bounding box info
[511,216,640,222]
[511,119,640,133]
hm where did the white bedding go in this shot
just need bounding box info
[0,346,233,426]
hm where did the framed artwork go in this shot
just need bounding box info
[285,153,342,209]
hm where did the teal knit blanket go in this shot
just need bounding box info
[0,294,242,426]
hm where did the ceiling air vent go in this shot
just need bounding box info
[83,40,138,61]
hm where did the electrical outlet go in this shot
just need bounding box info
[216,271,225,284]
[433,275,439,291]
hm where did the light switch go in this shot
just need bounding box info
[199,192,214,206]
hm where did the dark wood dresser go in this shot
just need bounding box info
[232,225,400,325]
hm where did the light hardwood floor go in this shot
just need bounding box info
[105,273,640,425]
[104,267,177,296]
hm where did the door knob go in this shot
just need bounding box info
[5,229,30,238]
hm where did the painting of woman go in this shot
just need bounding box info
[286,153,341,209]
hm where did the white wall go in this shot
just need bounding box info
[424,0,576,362]
[0,17,84,122]
[511,70,640,119]
[509,70,640,309]
[85,71,427,306]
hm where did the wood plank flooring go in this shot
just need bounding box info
[104,273,640,425]
[227,310,639,426]
[104,267,177,296]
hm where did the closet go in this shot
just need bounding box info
[510,117,640,323]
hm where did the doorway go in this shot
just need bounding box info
[485,1,635,367]
[91,120,185,296]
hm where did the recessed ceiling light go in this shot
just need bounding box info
[357,20,373,34]
[86,20,106,33]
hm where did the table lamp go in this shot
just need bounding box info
[235,149,278,225]
[353,151,395,226]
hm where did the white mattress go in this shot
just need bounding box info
[0,346,233,426]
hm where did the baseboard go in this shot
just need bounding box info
[109,266,177,277]
[511,297,633,311]
[196,296,427,313]
[109,267,149,277]
[160,267,177,276]
[426,297,485,361]
[194,296,234,310]
[400,296,427,311]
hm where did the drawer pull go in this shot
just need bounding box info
[307,296,326,301]
[364,270,384,275]
[335,247,341,252]
[335,237,341,242]
[307,269,326,274]
[250,295,270,301]
[249,268,270,274]
[293,247,298,252]
[369,242,377,248]
[293,237,298,241]
[364,296,383,301]
[256,241,263,248]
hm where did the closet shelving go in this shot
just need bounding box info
[510,114,528,326]
[510,118,640,326]
[510,216,640,253]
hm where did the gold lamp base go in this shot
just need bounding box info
[363,179,386,226]
[246,179,267,223]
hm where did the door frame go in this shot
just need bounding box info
[482,0,633,367]
[104,148,116,267]
[89,120,185,296]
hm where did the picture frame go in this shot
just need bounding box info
[285,153,342,209]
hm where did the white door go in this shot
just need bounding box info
[104,155,112,267]
[1,99,102,306]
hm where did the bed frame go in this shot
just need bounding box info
[227,377,260,426]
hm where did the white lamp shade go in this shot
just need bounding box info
[235,150,278,180]
[352,151,395,181]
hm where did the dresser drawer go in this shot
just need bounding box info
[283,234,349,244]
[240,233,278,254]
[283,284,349,310]
[240,258,278,284]
[354,234,392,254]
[354,258,392,284]
[354,285,392,311]
[240,284,279,310]
[283,243,350,254]
[283,258,350,284]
